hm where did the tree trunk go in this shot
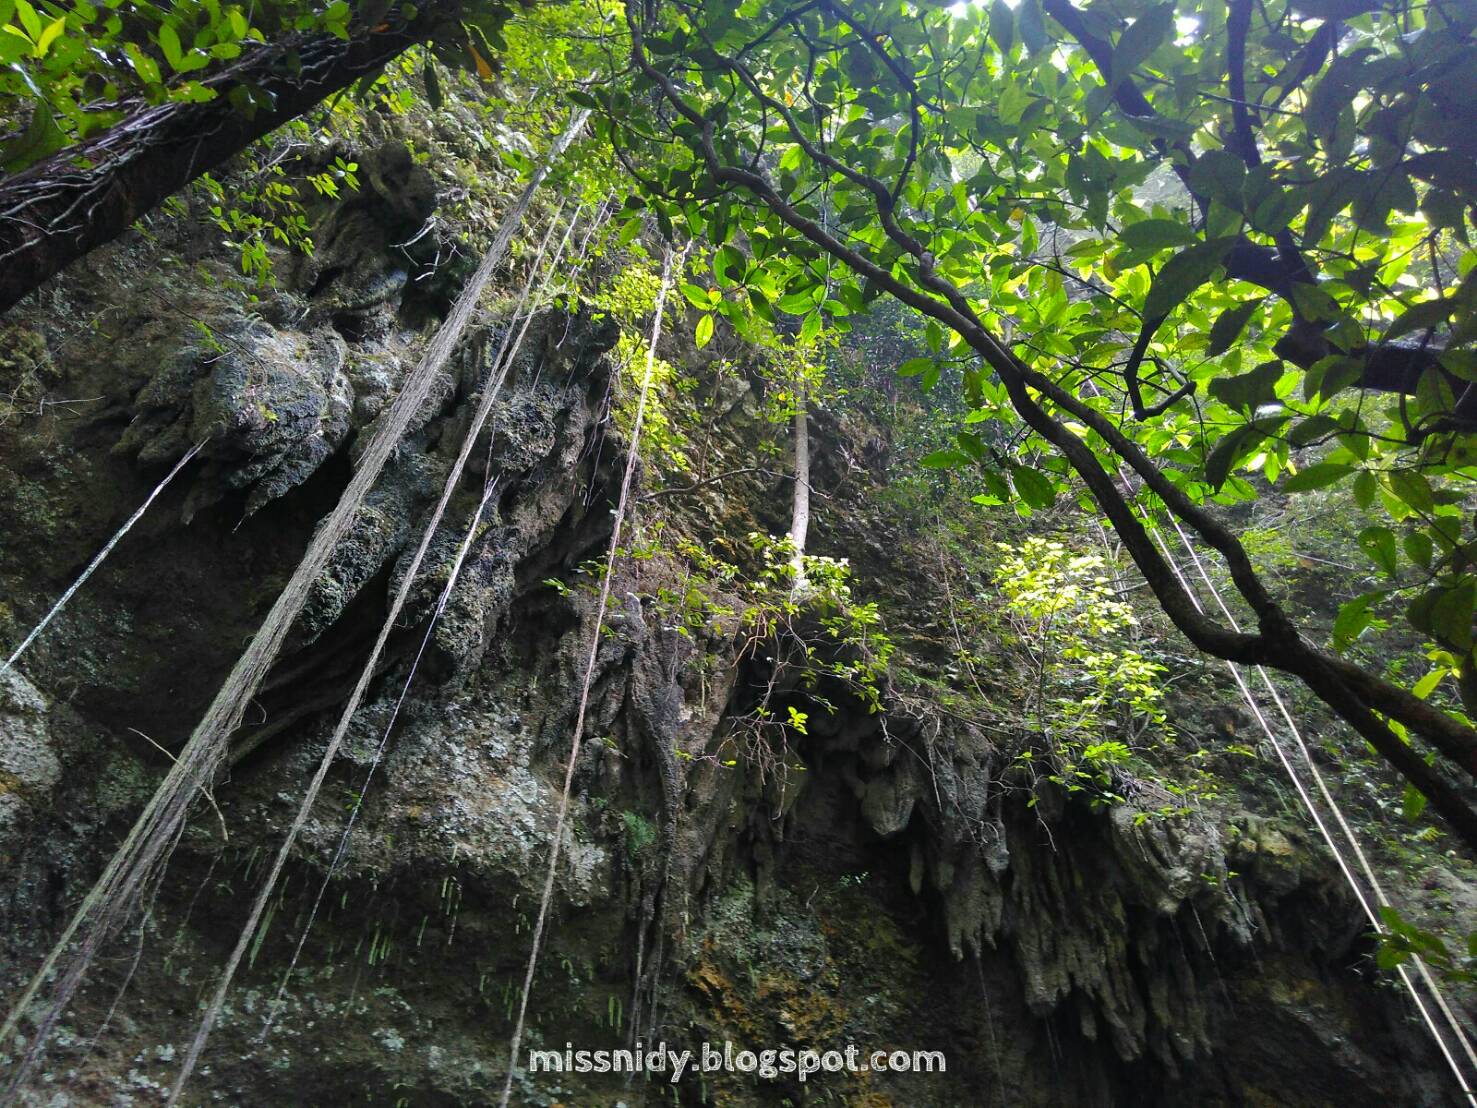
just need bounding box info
[789,394,811,590]
[0,4,458,317]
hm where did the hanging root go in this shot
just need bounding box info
[498,241,684,1108]
[1150,515,1477,1103]
[1,437,207,680]
[0,108,590,1105]
[165,198,599,1104]
[255,196,609,1043]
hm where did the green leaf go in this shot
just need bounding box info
[799,309,822,344]
[159,22,182,69]
[0,103,64,173]
[615,216,643,248]
[1401,782,1428,823]
[955,430,988,462]
[1017,0,1046,53]
[1144,238,1234,319]
[1412,668,1445,700]
[1111,3,1174,88]
[1283,462,1353,492]
[34,13,63,56]
[1375,944,1405,971]
[776,289,818,314]
[1385,298,1452,342]
[14,0,39,38]
[712,244,744,288]
[1333,591,1380,651]
[424,58,443,110]
[1208,360,1283,412]
[1386,471,1434,515]
[898,357,933,378]
[1120,219,1196,251]
[921,449,966,469]
[1204,418,1283,490]
[695,313,714,348]
[1205,301,1259,358]
[1287,282,1341,323]
[1010,464,1057,509]
[1357,526,1399,578]
[680,282,716,310]
[988,0,1013,54]
[124,40,162,85]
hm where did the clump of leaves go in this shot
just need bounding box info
[1374,905,1477,986]
[994,537,1172,809]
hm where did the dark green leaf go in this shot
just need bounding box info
[1111,4,1175,88]
[921,449,967,469]
[1205,419,1280,490]
[1293,0,1389,17]
[1017,0,1047,53]
[1011,464,1057,509]
[1120,219,1196,251]
[1283,462,1354,492]
[989,0,1013,54]
[0,105,65,174]
[1404,530,1434,569]
[1406,152,1477,202]
[1248,185,1306,235]
[1288,414,1340,446]
[1303,355,1364,402]
[1431,579,1476,651]
[1385,298,1452,342]
[1144,238,1234,319]
[1186,152,1246,209]
[1205,301,1259,357]
[1208,359,1283,412]
[1352,469,1376,510]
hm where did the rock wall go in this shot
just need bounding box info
[0,124,1467,1107]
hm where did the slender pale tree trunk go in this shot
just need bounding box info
[789,390,810,591]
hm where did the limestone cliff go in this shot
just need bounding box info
[0,102,1472,1108]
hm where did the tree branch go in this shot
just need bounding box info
[625,1,1477,847]
[0,2,468,316]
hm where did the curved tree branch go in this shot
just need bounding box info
[625,0,1477,848]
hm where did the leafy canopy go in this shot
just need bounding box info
[590,0,1477,836]
[602,0,1475,645]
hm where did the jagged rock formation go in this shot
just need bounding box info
[0,128,1470,1107]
